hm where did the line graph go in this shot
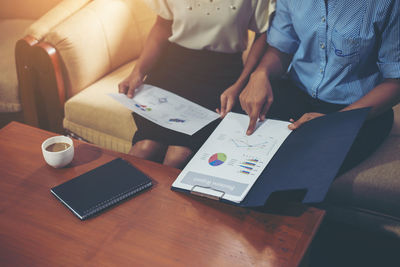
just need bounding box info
[231,137,276,153]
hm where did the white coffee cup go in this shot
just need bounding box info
[41,136,74,168]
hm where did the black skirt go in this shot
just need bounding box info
[132,42,244,151]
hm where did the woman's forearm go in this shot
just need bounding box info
[234,33,268,88]
[341,79,400,118]
[251,45,292,80]
[132,16,172,78]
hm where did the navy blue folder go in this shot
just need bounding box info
[173,108,369,207]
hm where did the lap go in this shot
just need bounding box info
[266,78,394,174]
[267,78,348,121]
[132,42,243,151]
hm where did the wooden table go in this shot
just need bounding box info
[0,122,325,267]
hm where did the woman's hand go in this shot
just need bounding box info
[239,71,274,135]
[288,112,324,130]
[217,84,242,118]
[118,70,145,98]
[118,16,172,98]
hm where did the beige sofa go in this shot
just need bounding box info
[15,0,92,129]
[18,0,155,152]
[324,104,400,238]
[17,0,400,238]
[0,0,90,127]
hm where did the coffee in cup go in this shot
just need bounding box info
[45,142,71,152]
[41,136,74,168]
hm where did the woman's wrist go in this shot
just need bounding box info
[250,68,270,82]
[131,66,146,80]
[231,78,247,92]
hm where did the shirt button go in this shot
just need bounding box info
[320,43,325,49]
[320,68,324,73]
[312,93,316,97]
[322,16,326,23]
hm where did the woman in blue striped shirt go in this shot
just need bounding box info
[220,0,400,173]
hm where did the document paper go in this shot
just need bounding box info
[108,84,220,135]
[172,112,292,203]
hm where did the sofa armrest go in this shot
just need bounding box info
[44,0,155,98]
[17,0,154,132]
[16,39,66,132]
[15,0,91,131]
[15,36,39,126]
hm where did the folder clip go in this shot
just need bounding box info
[190,185,225,201]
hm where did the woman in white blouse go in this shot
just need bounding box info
[119,0,275,168]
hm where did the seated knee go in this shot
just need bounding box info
[163,148,192,169]
[129,140,162,159]
[137,140,157,152]
[163,156,187,169]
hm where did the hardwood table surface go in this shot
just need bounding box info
[0,122,325,267]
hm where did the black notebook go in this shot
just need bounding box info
[51,158,152,220]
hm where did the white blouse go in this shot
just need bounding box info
[143,0,276,53]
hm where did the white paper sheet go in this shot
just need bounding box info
[108,84,220,135]
[172,112,292,203]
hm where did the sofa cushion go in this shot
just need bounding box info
[63,61,137,153]
[324,104,400,237]
[0,19,34,113]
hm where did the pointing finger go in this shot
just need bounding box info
[246,114,258,135]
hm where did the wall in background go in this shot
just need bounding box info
[0,0,62,19]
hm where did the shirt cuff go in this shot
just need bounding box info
[378,62,400,79]
[267,26,299,55]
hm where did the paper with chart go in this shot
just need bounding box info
[172,112,292,203]
[108,84,220,135]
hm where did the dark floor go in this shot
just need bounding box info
[308,220,400,267]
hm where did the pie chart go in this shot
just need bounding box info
[208,153,227,166]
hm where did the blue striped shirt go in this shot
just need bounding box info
[267,0,400,105]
